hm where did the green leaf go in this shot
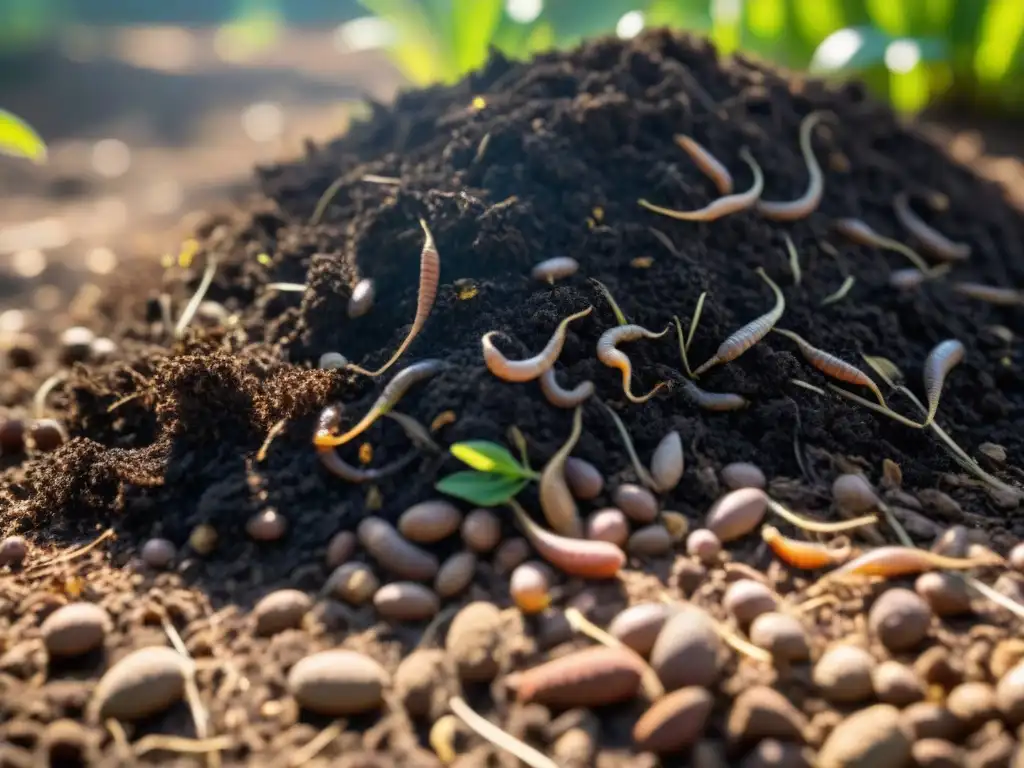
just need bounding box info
[435,471,527,506]
[450,441,527,476]
[357,0,448,85]
[0,109,46,164]
[451,0,504,76]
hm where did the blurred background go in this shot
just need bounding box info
[1,0,1023,327]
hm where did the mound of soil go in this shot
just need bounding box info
[1,28,1023,767]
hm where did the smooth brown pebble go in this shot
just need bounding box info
[29,418,67,452]
[493,537,530,574]
[869,588,932,651]
[628,525,672,556]
[662,510,689,541]
[552,727,594,767]
[358,517,438,580]
[608,602,674,657]
[325,531,356,568]
[749,612,810,662]
[564,457,604,500]
[911,739,965,768]
[813,645,875,704]
[817,704,911,768]
[946,682,997,733]
[347,278,375,318]
[373,582,439,621]
[996,660,1024,725]
[140,538,175,569]
[726,686,808,743]
[587,508,629,547]
[650,430,684,492]
[394,649,451,719]
[324,562,379,605]
[900,702,958,741]
[686,528,722,564]
[41,603,110,657]
[705,488,768,542]
[88,646,190,722]
[723,579,778,625]
[650,605,721,690]
[742,740,814,768]
[253,589,312,636]
[510,646,644,708]
[398,500,462,543]
[633,686,714,753]
[872,660,926,706]
[288,650,388,716]
[461,509,501,553]
[0,535,28,566]
[933,525,969,558]
[434,552,476,598]
[721,462,766,490]
[614,483,659,523]
[915,572,972,617]
[446,602,502,682]
[189,523,217,556]
[0,418,26,455]
[246,508,287,541]
[831,474,879,513]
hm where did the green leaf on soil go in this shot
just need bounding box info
[435,470,528,506]
[0,109,46,164]
[450,441,528,477]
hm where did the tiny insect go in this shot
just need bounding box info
[597,324,671,403]
[483,307,593,382]
[920,339,965,427]
[674,134,733,195]
[638,147,763,222]
[773,328,887,407]
[892,192,970,261]
[756,111,825,222]
[762,525,850,570]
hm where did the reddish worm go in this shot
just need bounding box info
[674,134,733,195]
[483,307,592,383]
[893,192,971,261]
[762,525,850,570]
[510,500,625,579]
[638,147,763,222]
[756,111,825,222]
[773,328,887,407]
[827,545,1004,581]
[597,324,671,403]
[314,405,419,482]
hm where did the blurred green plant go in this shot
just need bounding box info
[0,109,47,163]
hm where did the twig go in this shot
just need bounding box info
[175,257,219,339]
[135,735,235,758]
[361,174,402,185]
[821,276,855,306]
[265,283,307,292]
[256,419,288,463]
[33,371,68,419]
[448,696,558,768]
[963,576,1024,621]
[287,721,344,767]
[163,618,216,768]
[686,291,707,353]
[25,528,115,575]
[767,498,877,534]
[311,176,345,225]
[598,400,657,489]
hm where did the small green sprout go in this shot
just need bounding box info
[0,109,46,164]
[435,440,539,507]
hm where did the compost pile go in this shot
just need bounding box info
[1,28,1024,767]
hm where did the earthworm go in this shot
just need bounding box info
[314,359,446,448]
[773,328,887,407]
[952,282,1024,306]
[921,339,965,427]
[834,218,932,273]
[509,500,625,579]
[756,111,825,221]
[679,379,748,411]
[893,192,971,261]
[507,646,646,708]
[539,367,594,408]
[597,324,671,403]
[531,256,579,283]
[674,134,733,194]
[313,405,416,480]
[761,525,850,570]
[638,147,764,222]
[693,268,785,376]
[826,545,1004,581]
[539,405,584,537]
[347,219,440,377]
[483,307,593,383]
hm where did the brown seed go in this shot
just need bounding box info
[189,523,217,556]
[608,602,674,657]
[288,649,388,716]
[358,517,439,580]
[493,537,530,574]
[832,473,879,513]
[461,508,501,552]
[662,511,689,541]
[586,508,630,547]
[978,442,1006,464]
[88,646,191,722]
[41,603,110,657]
[633,686,714,753]
[628,525,673,557]
[723,579,778,626]
[398,500,462,543]
[253,589,312,636]
[650,605,721,690]
[726,686,808,744]
[140,538,175,570]
[0,417,26,455]
[373,582,440,621]
[911,739,965,768]
[686,528,722,564]
[872,661,926,706]
[813,645,875,704]
[946,681,997,733]
[325,531,356,568]
[996,660,1024,725]
[509,646,644,708]
[650,431,684,492]
[246,508,287,542]
[59,326,95,364]
[394,649,451,720]
[818,705,911,768]
[915,572,972,616]
[434,552,477,598]
[510,562,551,614]
[869,588,932,651]
[324,562,379,605]
[347,278,375,318]
[564,457,604,500]
[721,462,766,490]
[0,534,28,567]
[749,612,810,662]
[705,488,768,542]
[446,602,502,683]
[28,418,67,453]
[531,256,579,283]
[900,701,958,740]
[613,483,658,523]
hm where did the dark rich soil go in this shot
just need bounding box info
[1,28,1023,767]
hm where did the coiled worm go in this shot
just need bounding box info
[773,328,887,407]
[834,218,932,273]
[693,268,785,376]
[348,219,440,377]
[761,525,850,570]
[921,339,965,427]
[510,500,625,579]
[539,367,594,409]
[893,192,970,261]
[314,359,446,447]
[826,544,1003,581]
[952,282,1024,306]
[315,405,419,482]
[483,307,593,383]
[531,256,579,283]
[638,147,763,222]
[756,111,825,222]
[679,379,748,411]
[539,406,584,537]
[674,134,733,195]
[597,324,671,403]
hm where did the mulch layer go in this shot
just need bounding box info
[1,28,1023,768]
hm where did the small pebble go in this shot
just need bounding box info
[325,531,356,568]
[996,659,1024,725]
[946,681,997,732]
[831,474,879,513]
[915,572,972,616]
[607,603,673,657]
[394,649,451,720]
[140,538,175,569]
[726,686,808,743]
[358,517,438,580]
[552,727,594,767]
[0,535,28,567]
[628,525,673,556]
[817,704,911,768]
[650,605,721,690]
[434,552,476,598]
[900,702,959,741]
[59,326,95,364]
[288,649,388,716]
[586,508,629,547]
[189,524,217,556]
[531,256,579,283]
[564,457,604,500]
[324,562,379,605]
[28,418,67,452]
[633,686,714,753]
[1008,542,1024,573]
[869,588,932,651]
[493,537,530,574]
[253,589,312,636]
[461,509,501,552]
[510,562,550,614]
[721,462,766,490]
[705,488,768,542]
[749,612,810,662]
[41,603,110,657]
[813,645,875,704]
[373,582,439,621]
[686,528,722,564]
[246,508,287,542]
[917,488,961,517]
[319,352,348,369]
[661,511,688,541]
[0,417,26,454]
[914,645,962,690]
[911,739,965,768]
[398,500,462,543]
[650,431,684,492]
[872,661,925,706]
[88,646,191,722]
[613,483,658,523]
[723,579,778,626]
[446,602,502,683]
[933,525,969,558]
[978,442,1006,464]
[347,278,375,318]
